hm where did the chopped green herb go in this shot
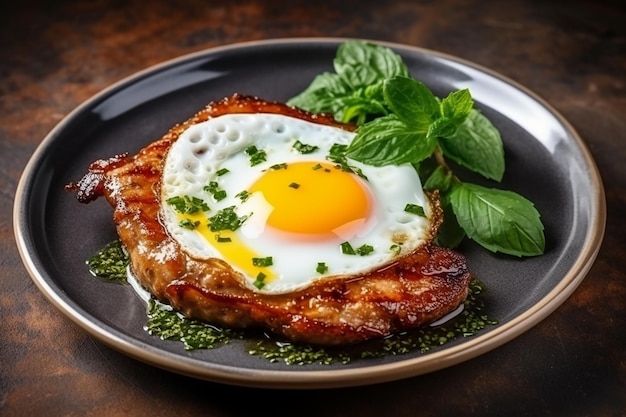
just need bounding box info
[289,182,301,189]
[316,262,328,274]
[245,145,267,166]
[404,203,426,217]
[86,240,129,283]
[145,299,240,350]
[270,163,288,170]
[340,241,356,255]
[208,206,249,232]
[327,143,368,180]
[236,190,250,202]
[88,241,497,365]
[215,234,232,243]
[252,256,273,267]
[213,190,227,201]
[390,243,402,255]
[166,195,210,214]
[253,272,267,289]
[204,181,227,202]
[328,143,348,162]
[356,244,374,256]
[179,219,200,230]
[292,140,320,154]
[216,168,230,176]
[312,163,323,171]
[249,280,497,365]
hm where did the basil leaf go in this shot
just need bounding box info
[427,117,458,139]
[289,41,408,125]
[287,73,350,114]
[338,95,388,124]
[426,89,473,139]
[334,41,409,88]
[439,109,505,181]
[347,115,437,165]
[383,76,439,128]
[423,165,453,193]
[435,200,466,249]
[440,88,473,123]
[449,182,545,256]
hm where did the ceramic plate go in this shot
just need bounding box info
[13,38,605,389]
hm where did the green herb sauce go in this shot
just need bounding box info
[89,240,497,365]
[247,279,496,365]
[145,300,242,350]
[87,240,129,283]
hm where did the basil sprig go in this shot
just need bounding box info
[288,41,409,125]
[288,40,545,257]
[347,76,474,166]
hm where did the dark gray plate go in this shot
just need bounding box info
[13,38,606,389]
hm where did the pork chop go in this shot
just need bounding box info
[66,94,472,346]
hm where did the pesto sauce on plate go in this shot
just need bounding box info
[88,240,497,365]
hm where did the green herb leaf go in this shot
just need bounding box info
[179,219,200,230]
[404,203,426,217]
[253,272,267,289]
[245,145,267,166]
[215,234,232,243]
[334,41,408,88]
[356,244,374,256]
[347,115,437,165]
[208,206,249,232]
[389,243,402,256]
[166,195,210,214]
[440,88,474,124]
[327,143,368,180]
[287,41,408,124]
[270,163,288,170]
[383,76,439,128]
[427,117,458,139]
[337,96,389,125]
[438,109,505,181]
[292,140,319,154]
[236,190,250,202]
[216,168,230,176]
[252,256,273,267]
[287,72,349,115]
[316,262,328,274]
[204,181,227,201]
[434,200,466,249]
[449,182,545,256]
[422,165,453,193]
[340,241,356,255]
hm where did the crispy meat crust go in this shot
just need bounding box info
[66,94,472,346]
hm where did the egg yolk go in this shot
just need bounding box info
[248,161,372,238]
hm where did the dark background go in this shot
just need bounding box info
[1,1,624,416]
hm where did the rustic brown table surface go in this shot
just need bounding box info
[1,0,624,415]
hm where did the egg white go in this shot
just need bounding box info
[161,113,433,294]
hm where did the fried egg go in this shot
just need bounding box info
[160,113,434,294]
